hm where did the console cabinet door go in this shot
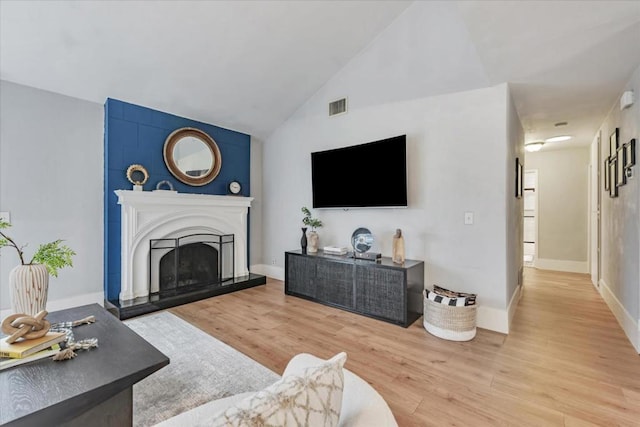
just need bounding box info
[286,255,316,298]
[355,266,405,323]
[315,259,353,309]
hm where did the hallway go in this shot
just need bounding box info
[498,268,640,425]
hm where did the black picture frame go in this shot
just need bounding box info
[515,157,523,199]
[617,146,626,187]
[624,138,636,169]
[609,157,618,198]
[604,157,610,191]
[609,128,619,158]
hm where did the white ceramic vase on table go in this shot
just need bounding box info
[9,264,49,315]
[307,231,319,253]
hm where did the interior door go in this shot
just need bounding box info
[523,170,538,267]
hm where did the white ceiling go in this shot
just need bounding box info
[1,1,639,146]
[455,1,640,150]
[0,1,412,138]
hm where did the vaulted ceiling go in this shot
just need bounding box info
[1,1,639,146]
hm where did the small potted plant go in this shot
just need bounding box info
[0,219,75,315]
[301,207,323,254]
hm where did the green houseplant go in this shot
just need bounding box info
[301,207,323,253]
[0,219,75,314]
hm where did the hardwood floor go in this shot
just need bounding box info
[170,268,640,426]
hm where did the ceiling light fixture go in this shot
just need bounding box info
[525,141,545,152]
[545,135,572,143]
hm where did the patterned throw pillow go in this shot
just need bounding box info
[426,285,477,306]
[210,352,347,427]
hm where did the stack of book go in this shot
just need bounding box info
[0,332,66,370]
[323,246,349,255]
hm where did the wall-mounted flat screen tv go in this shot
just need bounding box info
[311,135,407,208]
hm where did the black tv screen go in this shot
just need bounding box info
[311,135,407,208]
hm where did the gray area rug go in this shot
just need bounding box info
[125,311,280,427]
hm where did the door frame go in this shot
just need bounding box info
[523,169,538,268]
[589,131,601,288]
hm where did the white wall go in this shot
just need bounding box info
[257,0,522,333]
[306,1,489,114]
[506,87,525,327]
[249,136,263,267]
[525,147,590,272]
[0,80,104,311]
[262,83,519,332]
[595,64,640,352]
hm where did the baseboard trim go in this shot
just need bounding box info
[0,291,104,319]
[250,264,285,281]
[508,284,522,329]
[476,305,508,334]
[536,258,588,274]
[598,278,640,353]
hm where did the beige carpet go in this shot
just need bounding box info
[125,311,280,426]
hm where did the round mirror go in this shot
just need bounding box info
[163,128,222,186]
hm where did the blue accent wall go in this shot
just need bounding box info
[104,99,251,301]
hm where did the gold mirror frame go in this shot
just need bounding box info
[163,127,222,186]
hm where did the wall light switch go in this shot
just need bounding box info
[0,212,10,223]
[464,211,474,225]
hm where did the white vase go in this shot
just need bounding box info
[9,264,49,315]
[307,231,319,253]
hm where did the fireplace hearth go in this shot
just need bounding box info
[105,273,266,320]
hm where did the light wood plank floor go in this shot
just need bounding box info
[170,268,640,426]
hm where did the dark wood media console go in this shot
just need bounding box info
[285,250,424,327]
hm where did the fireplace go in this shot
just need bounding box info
[159,243,219,291]
[110,190,266,310]
[151,233,234,293]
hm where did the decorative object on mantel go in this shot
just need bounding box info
[301,207,323,254]
[392,229,405,264]
[164,127,222,186]
[228,180,242,195]
[0,219,75,315]
[1,310,51,343]
[300,227,308,254]
[126,164,149,191]
[155,180,176,192]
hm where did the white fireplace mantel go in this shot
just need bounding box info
[115,190,253,301]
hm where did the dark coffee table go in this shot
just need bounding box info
[0,304,169,426]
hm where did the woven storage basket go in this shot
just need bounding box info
[423,291,477,341]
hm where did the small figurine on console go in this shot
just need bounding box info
[392,229,405,264]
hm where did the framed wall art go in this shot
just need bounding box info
[609,157,618,198]
[609,128,619,157]
[624,138,636,169]
[515,157,523,198]
[604,157,610,191]
[616,146,626,187]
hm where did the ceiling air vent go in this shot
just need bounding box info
[329,98,347,117]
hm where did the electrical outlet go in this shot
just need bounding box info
[0,211,10,223]
[464,211,474,225]
[271,258,277,265]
